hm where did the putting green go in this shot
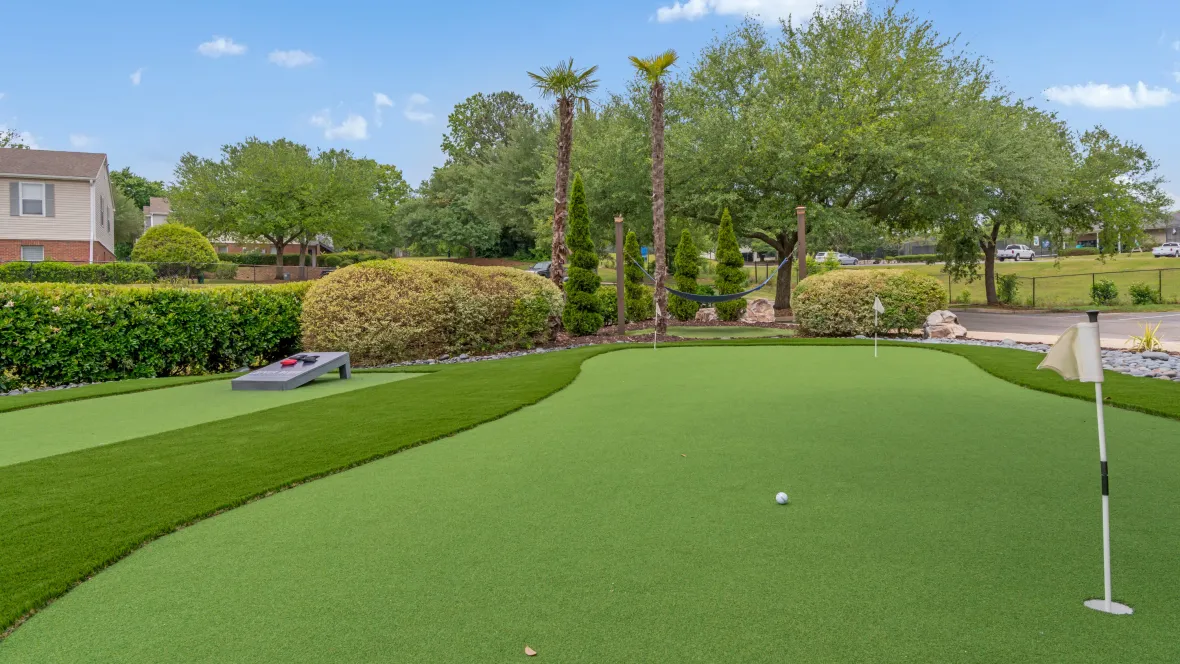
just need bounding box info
[629,325,791,338]
[0,373,418,467]
[4,347,1180,662]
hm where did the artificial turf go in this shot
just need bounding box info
[3,346,1179,662]
[0,373,419,467]
[628,325,792,338]
[0,374,232,414]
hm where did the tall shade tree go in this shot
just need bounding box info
[670,5,991,311]
[630,49,678,334]
[441,91,538,164]
[109,167,167,210]
[112,187,145,259]
[527,58,600,289]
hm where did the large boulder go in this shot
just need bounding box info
[694,307,719,323]
[740,298,776,324]
[923,309,967,339]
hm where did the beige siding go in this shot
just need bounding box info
[0,176,92,243]
[93,162,114,255]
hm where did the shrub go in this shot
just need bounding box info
[713,209,747,321]
[131,224,218,277]
[300,259,561,365]
[668,230,701,321]
[0,282,309,391]
[623,231,654,321]
[0,261,156,284]
[598,286,619,326]
[955,288,972,304]
[885,254,939,264]
[1091,279,1119,305]
[996,274,1020,305]
[562,174,603,336]
[210,262,240,281]
[793,269,946,337]
[320,251,386,268]
[1129,282,1162,305]
[806,253,841,276]
[1060,247,1099,257]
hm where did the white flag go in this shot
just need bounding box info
[873,296,885,314]
[1037,322,1104,383]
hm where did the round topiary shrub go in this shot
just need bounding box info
[131,224,218,277]
[300,259,563,364]
[793,269,947,337]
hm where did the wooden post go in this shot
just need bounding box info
[615,215,626,337]
[796,206,807,284]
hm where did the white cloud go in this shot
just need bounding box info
[1042,81,1179,109]
[69,134,94,149]
[0,124,38,149]
[309,109,369,140]
[655,0,841,23]
[130,68,143,86]
[0,93,5,101]
[1173,40,1180,51]
[373,92,394,127]
[1174,70,1180,84]
[404,93,434,123]
[268,49,318,68]
[197,36,247,58]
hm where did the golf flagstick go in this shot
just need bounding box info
[872,296,885,358]
[1037,310,1132,615]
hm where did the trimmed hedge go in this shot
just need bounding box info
[131,225,218,276]
[320,251,386,268]
[301,259,562,365]
[1060,247,1099,257]
[0,261,156,284]
[794,269,947,337]
[0,282,309,391]
[883,254,939,264]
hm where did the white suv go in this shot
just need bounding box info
[1153,242,1180,257]
[997,244,1036,261]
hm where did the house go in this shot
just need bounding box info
[0,148,115,262]
[143,197,171,231]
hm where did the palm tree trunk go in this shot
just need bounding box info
[650,81,668,335]
[550,96,574,289]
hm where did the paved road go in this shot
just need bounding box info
[952,309,1180,341]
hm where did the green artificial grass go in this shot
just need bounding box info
[0,373,419,467]
[3,347,1179,663]
[628,325,792,339]
[0,374,232,414]
[1,340,1179,653]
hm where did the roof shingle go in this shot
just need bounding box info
[0,148,107,179]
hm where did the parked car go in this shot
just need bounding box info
[526,261,552,277]
[1153,242,1180,258]
[997,244,1036,261]
[814,252,858,266]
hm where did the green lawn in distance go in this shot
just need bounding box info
[628,325,791,338]
[0,373,419,467]
[4,347,1178,663]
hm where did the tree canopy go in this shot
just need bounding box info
[110,167,167,210]
[441,91,537,164]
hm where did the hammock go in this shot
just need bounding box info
[630,254,792,304]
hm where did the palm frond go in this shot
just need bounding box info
[629,49,678,84]
[527,59,600,101]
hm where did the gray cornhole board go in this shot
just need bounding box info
[231,352,352,391]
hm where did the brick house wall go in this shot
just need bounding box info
[0,240,114,263]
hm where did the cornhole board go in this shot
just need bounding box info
[232,352,352,391]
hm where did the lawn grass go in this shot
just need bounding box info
[0,373,419,467]
[628,325,792,338]
[1,340,1178,648]
[3,347,1179,662]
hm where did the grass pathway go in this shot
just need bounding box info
[3,347,1179,662]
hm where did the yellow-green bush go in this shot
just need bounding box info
[793,269,946,337]
[301,260,562,364]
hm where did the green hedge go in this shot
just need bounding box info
[320,251,386,268]
[1060,247,1098,257]
[221,251,384,267]
[883,254,939,264]
[0,282,310,390]
[794,269,947,337]
[0,262,156,284]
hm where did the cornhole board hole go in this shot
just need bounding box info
[232,352,352,391]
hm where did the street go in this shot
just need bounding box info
[952,309,1180,349]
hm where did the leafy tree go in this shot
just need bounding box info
[630,49,679,334]
[623,230,654,321]
[0,129,30,149]
[397,162,500,257]
[441,91,537,163]
[112,187,144,258]
[668,229,700,321]
[670,5,991,311]
[465,117,546,257]
[562,174,603,335]
[714,209,747,321]
[528,59,600,289]
[171,138,383,277]
[109,167,167,210]
[362,163,412,252]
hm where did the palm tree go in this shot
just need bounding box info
[630,50,678,335]
[527,59,600,289]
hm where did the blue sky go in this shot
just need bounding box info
[1,0,1177,204]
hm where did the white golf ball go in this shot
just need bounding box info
[775,492,789,505]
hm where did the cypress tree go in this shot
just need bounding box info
[714,209,747,321]
[623,230,654,321]
[561,174,604,335]
[668,230,701,321]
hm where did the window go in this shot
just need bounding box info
[19,183,45,216]
[21,245,44,262]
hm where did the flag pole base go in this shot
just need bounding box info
[1084,599,1133,615]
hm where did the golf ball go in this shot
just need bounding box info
[775,492,789,505]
